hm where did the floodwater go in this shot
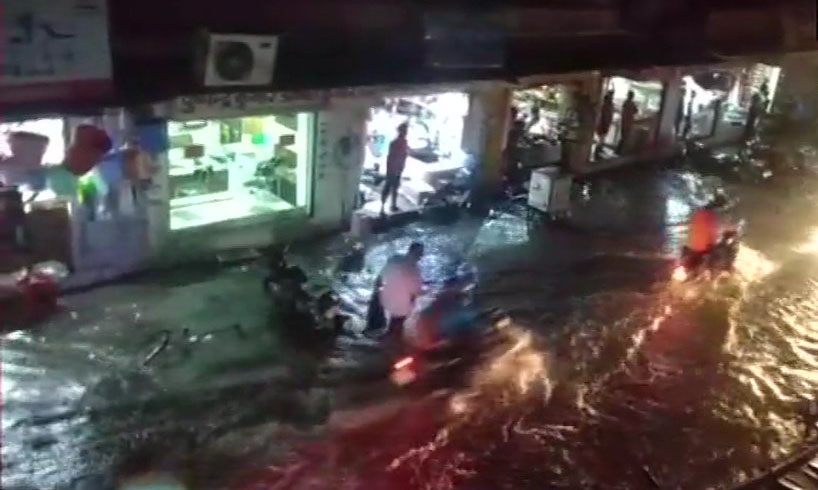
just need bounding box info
[5,166,818,490]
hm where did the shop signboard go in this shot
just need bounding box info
[169,80,503,120]
[0,0,113,104]
[325,80,505,101]
[171,90,329,120]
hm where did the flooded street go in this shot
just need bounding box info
[5,167,818,489]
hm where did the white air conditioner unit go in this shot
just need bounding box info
[203,33,278,87]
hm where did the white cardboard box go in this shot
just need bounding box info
[528,166,572,215]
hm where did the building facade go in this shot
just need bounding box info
[1,0,814,287]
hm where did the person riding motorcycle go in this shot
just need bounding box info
[402,276,481,353]
[682,193,738,271]
[365,242,425,341]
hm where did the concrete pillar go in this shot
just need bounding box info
[462,85,511,200]
[569,71,603,174]
[776,53,818,113]
[655,68,684,155]
[312,97,371,229]
[460,93,484,159]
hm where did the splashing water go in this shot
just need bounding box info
[793,228,818,254]
[470,328,554,401]
[733,245,779,285]
[385,324,556,486]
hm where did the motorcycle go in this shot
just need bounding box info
[671,225,742,284]
[320,281,515,436]
[263,249,349,342]
[389,312,513,388]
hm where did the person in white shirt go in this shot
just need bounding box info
[365,242,424,339]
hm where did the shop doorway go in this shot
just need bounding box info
[680,70,736,140]
[592,76,664,162]
[508,83,583,181]
[681,64,781,144]
[167,113,314,230]
[358,92,471,215]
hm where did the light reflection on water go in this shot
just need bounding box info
[8,169,818,489]
[301,174,818,490]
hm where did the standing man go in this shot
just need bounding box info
[744,92,764,142]
[675,88,687,137]
[759,80,770,110]
[381,122,409,214]
[711,95,725,137]
[618,91,638,154]
[596,90,614,157]
[504,108,526,187]
[683,90,696,139]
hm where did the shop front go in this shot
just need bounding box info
[151,90,381,258]
[166,113,314,231]
[0,109,164,288]
[674,62,781,146]
[0,117,73,277]
[359,90,472,215]
[0,88,371,285]
[592,75,665,163]
[151,92,330,258]
[511,82,580,170]
[157,83,504,250]
[680,70,736,140]
[0,109,175,287]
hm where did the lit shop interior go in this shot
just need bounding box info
[0,118,67,198]
[0,113,149,207]
[0,114,144,272]
[167,113,313,230]
[359,92,472,214]
[592,76,664,161]
[682,70,740,140]
[0,118,71,271]
[509,82,584,172]
[0,118,66,166]
[682,64,781,141]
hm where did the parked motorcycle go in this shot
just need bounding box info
[420,152,476,210]
[263,248,348,343]
[421,169,474,210]
[737,134,816,182]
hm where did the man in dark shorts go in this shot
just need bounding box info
[381,122,408,214]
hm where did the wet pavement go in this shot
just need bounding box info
[6,158,818,489]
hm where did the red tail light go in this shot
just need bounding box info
[393,357,414,370]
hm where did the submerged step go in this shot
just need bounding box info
[780,472,818,490]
